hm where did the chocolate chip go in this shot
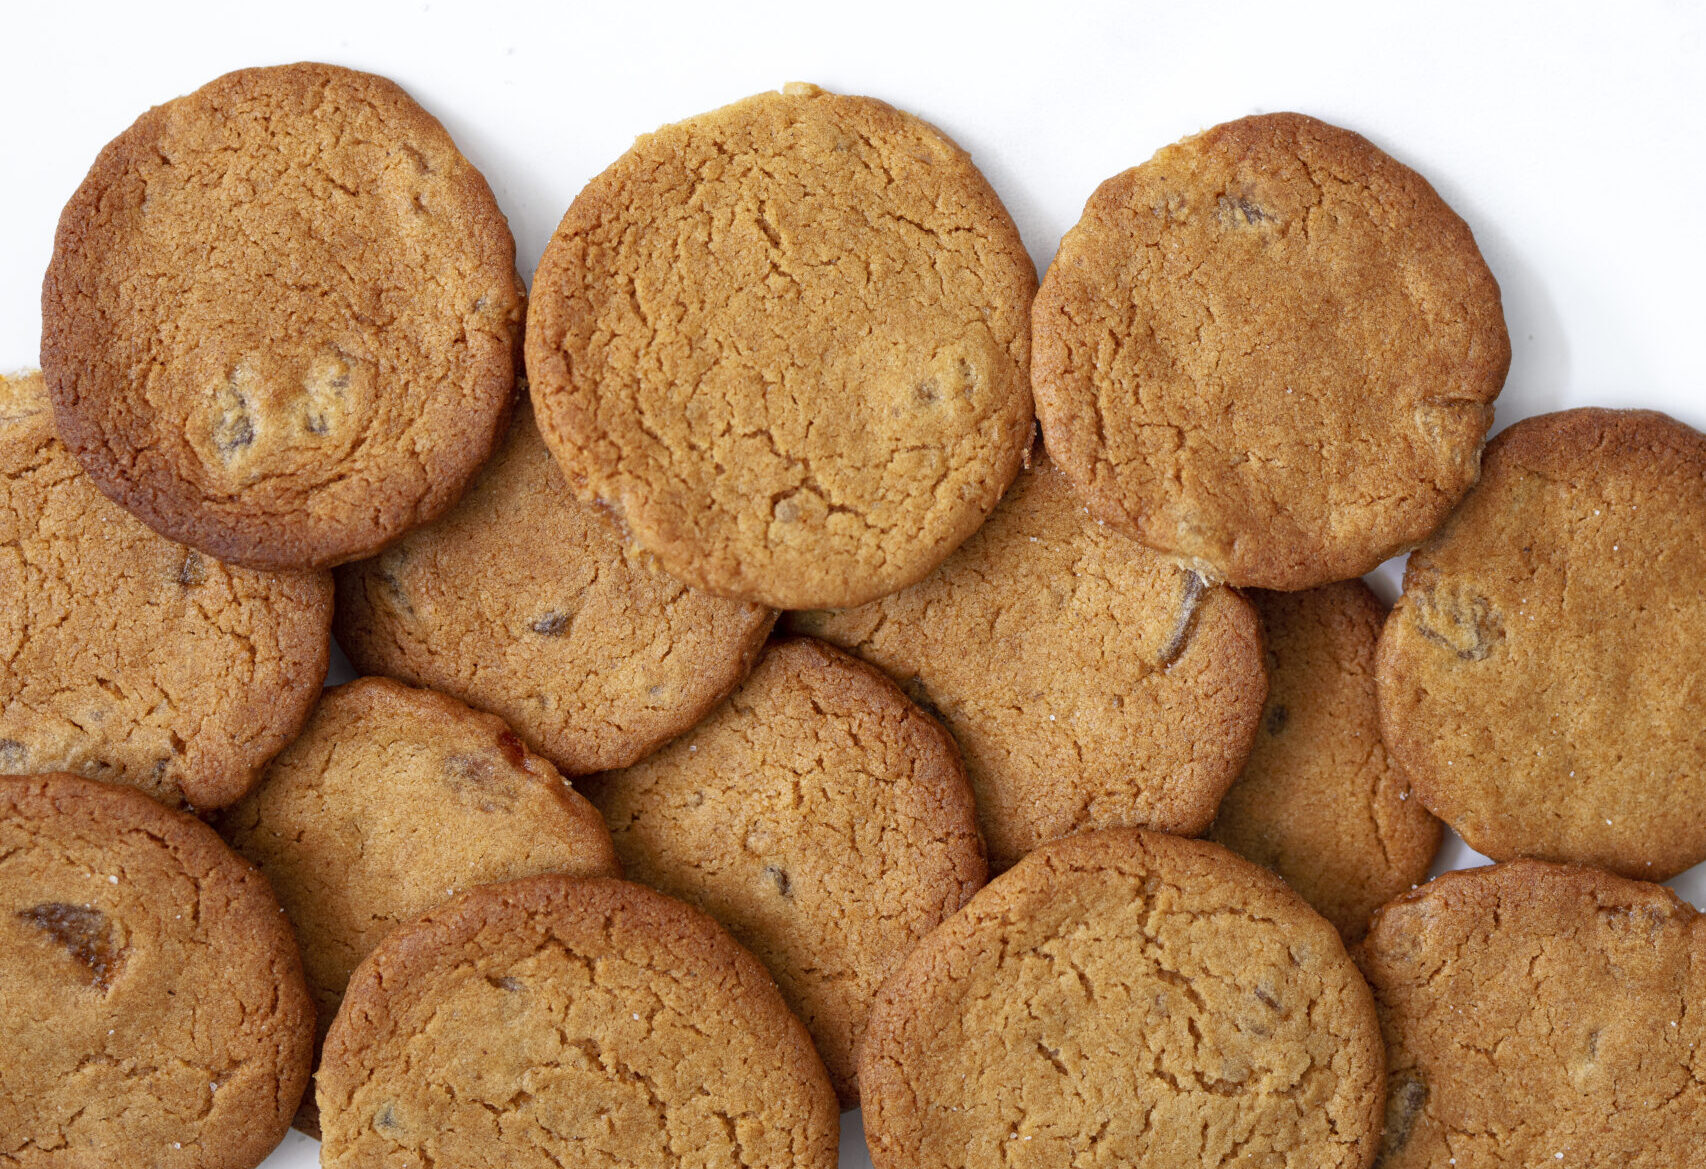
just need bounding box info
[1157,570,1207,667]
[374,1103,401,1132]
[1265,704,1290,736]
[902,675,944,722]
[0,739,26,769]
[1412,587,1503,661]
[764,865,793,898]
[19,902,122,990]
[531,611,570,636]
[1380,1071,1428,1158]
[488,975,523,992]
[176,552,206,587]
[1218,195,1274,226]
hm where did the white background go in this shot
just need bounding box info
[3,2,1702,1164]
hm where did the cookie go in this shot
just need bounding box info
[860,827,1385,1169]
[789,453,1266,871]
[0,370,331,810]
[1032,112,1509,589]
[219,676,621,1134]
[0,772,313,1168]
[586,637,985,1105]
[317,874,839,1168]
[526,82,1037,609]
[334,401,775,775]
[42,62,525,570]
[1357,859,1706,1167]
[1209,581,1440,940]
[1376,408,1706,879]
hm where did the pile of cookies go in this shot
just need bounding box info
[3,63,1702,1169]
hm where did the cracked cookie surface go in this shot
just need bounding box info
[0,370,331,810]
[586,637,985,1105]
[0,772,313,1169]
[42,62,525,570]
[335,403,774,775]
[1357,860,1706,1168]
[219,676,620,1134]
[526,83,1037,609]
[1209,581,1440,941]
[860,827,1384,1169]
[1376,408,1706,878]
[316,874,839,1169]
[788,453,1264,871]
[1032,112,1508,589]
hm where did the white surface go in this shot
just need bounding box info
[3,2,1703,1164]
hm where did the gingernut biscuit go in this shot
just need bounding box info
[1376,408,1706,879]
[334,402,774,775]
[788,454,1266,871]
[1209,581,1440,941]
[0,772,314,1169]
[317,875,839,1169]
[0,370,330,810]
[1357,860,1706,1168]
[587,637,985,1105]
[860,828,1385,1169]
[42,62,525,570]
[219,676,620,1134]
[527,83,1037,610]
[1033,113,1509,590]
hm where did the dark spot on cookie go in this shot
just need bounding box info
[445,755,495,785]
[1158,570,1207,667]
[1412,587,1503,661]
[901,675,944,722]
[531,611,570,637]
[1254,985,1280,1011]
[915,379,940,404]
[687,791,705,808]
[1380,1071,1428,1158]
[756,207,783,249]
[19,903,122,990]
[496,731,527,768]
[1218,194,1274,226]
[374,1103,401,1132]
[0,739,26,770]
[487,975,523,992]
[764,865,793,898]
[214,390,256,460]
[305,412,330,435]
[1265,704,1289,736]
[176,553,207,587]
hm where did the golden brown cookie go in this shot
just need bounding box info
[219,676,620,1135]
[1,772,313,1169]
[1032,112,1509,589]
[586,637,985,1105]
[317,874,839,1169]
[860,827,1385,1169]
[1209,581,1440,940]
[526,83,1037,609]
[788,453,1265,871]
[1376,408,1706,879]
[334,402,775,775]
[1357,860,1706,1168]
[42,62,525,570]
[0,370,331,810]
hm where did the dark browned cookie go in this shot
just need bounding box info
[1,772,314,1168]
[43,62,525,570]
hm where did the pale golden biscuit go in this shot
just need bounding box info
[43,62,525,570]
[860,828,1385,1169]
[1210,581,1440,940]
[0,370,330,810]
[1033,112,1509,589]
[789,454,1265,871]
[1377,408,1706,879]
[588,637,985,1105]
[317,875,839,1169]
[527,83,1037,609]
[335,403,775,775]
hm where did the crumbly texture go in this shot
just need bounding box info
[526,83,1037,609]
[0,371,331,810]
[1032,112,1509,589]
[334,403,775,775]
[1376,408,1706,879]
[860,828,1384,1169]
[218,676,620,1134]
[1356,860,1706,1168]
[317,874,839,1169]
[587,637,986,1105]
[789,454,1265,870]
[0,772,314,1168]
[42,62,525,570]
[1209,582,1440,941]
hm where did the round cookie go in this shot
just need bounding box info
[317,874,839,1169]
[860,827,1385,1169]
[788,453,1266,871]
[0,370,331,810]
[586,637,985,1105]
[219,676,621,1134]
[1357,860,1706,1168]
[42,62,525,570]
[335,402,775,775]
[1209,581,1440,941]
[526,83,1037,610]
[0,772,314,1169]
[1376,408,1706,879]
[1032,112,1509,590]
